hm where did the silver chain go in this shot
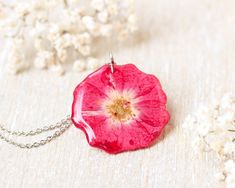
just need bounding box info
[0,115,72,149]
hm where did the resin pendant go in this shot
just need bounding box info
[71,62,170,154]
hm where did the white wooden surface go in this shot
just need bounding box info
[0,0,235,187]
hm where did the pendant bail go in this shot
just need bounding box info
[109,52,115,73]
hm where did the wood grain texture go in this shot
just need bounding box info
[0,0,235,187]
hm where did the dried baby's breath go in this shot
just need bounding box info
[183,93,235,188]
[0,0,137,75]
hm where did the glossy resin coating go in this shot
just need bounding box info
[72,64,170,154]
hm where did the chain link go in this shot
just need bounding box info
[0,115,72,149]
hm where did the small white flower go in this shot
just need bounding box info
[86,57,99,70]
[91,0,105,11]
[34,37,43,50]
[182,115,196,130]
[73,60,86,72]
[49,64,65,75]
[78,45,91,56]
[225,160,235,175]
[73,32,91,46]
[191,137,205,152]
[209,138,224,153]
[6,38,27,74]
[99,24,112,36]
[54,36,67,50]
[107,4,118,16]
[33,22,47,37]
[127,14,138,32]
[7,53,27,74]
[13,37,24,46]
[220,93,234,110]
[97,11,108,23]
[224,142,235,156]
[48,24,61,40]
[217,111,234,127]
[61,33,73,48]
[215,172,225,181]
[128,14,136,24]
[82,16,96,31]
[36,11,47,21]
[15,3,30,18]
[57,49,67,62]
[34,51,54,69]
[226,177,235,188]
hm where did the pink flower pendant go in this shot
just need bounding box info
[71,63,170,154]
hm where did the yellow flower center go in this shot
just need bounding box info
[106,97,135,122]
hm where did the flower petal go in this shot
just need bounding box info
[136,85,167,104]
[73,83,107,112]
[77,115,161,154]
[72,64,170,154]
[136,100,170,128]
[114,64,161,98]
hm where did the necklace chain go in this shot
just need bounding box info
[0,56,115,149]
[0,115,72,149]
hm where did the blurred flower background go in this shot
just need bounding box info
[0,0,137,75]
[0,1,234,187]
[183,94,235,188]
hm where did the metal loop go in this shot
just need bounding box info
[109,52,115,73]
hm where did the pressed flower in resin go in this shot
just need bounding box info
[72,64,170,154]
